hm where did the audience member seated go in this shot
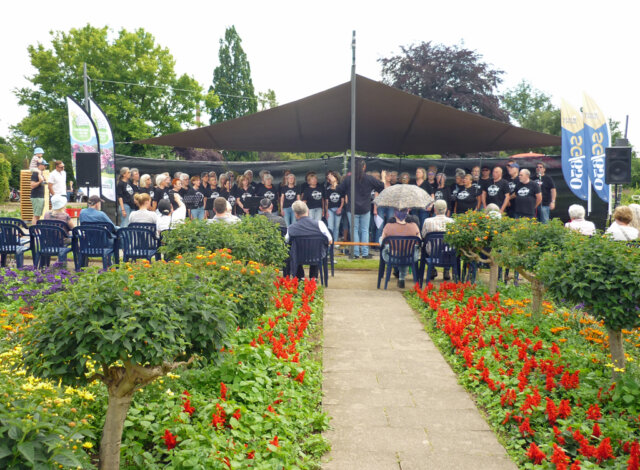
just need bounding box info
[258,198,286,229]
[79,195,116,232]
[565,204,596,236]
[129,193,158,227]
[156,192,187,233]
[606,206,639,241]
[421,199,454,281]
[44,195,75,235]
[208,197,240,224]
[484,203,503,219]
[380,208,420,288]
[285,200,332,279]
[629,203,640,231]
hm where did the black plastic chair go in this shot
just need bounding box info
[288,235,329,287]
[418,232,459,287]
[29,225,72,269]
[377,236,421,289]
[79,222,119,263]
[72,226,116,271]
[0,217,29,231]
[0,224,29,268]
[128,222,157,234]
[117,227,160,263]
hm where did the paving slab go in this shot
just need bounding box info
[322,270,516,470]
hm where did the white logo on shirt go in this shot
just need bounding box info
[517,187,531,197]
[435,190,444,200]
[457,190,470,200]
[487,185,500,196]
[312,190,323,200]
[329,192,340,203]
[285,189,296,200]
[264,191,275,200]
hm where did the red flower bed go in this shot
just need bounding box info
[412,281,640,469]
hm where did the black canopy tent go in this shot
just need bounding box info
[136,75,560,154]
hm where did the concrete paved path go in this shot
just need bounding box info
[321,270,517,470]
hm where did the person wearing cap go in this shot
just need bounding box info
[534,162,556,224]
[156,192,186,233]
[44,195,75,235]
[30,158,48,224]
[29,147,45,171]
[48,160,67,197]
[79,195,116,232]
[258,198,286,229]
[380,208,421,289]
[208,196,240,224]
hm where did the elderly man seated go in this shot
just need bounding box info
[208,197,240,224]
[421,199,454,281]
[285,200,332,279]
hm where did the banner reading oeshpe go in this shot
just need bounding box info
[582,93,610,203]
[560,99,588,201]
[88,98,116,201]
[66,96,99,184]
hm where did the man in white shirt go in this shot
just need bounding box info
[208,197,240,224]
[422,199,455,281]
[48,161,67,196]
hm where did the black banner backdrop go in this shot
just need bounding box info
[114,154,609,229]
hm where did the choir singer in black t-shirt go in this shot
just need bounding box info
[510,169,542,219]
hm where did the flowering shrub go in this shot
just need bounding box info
[116,276,329,469]
[0,265,77,307]
[20,249,277,469]
[160,215,289,266]
[410,282,640,469]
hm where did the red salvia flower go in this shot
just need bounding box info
[586,403,602,420]
[247,451,255,459]
[182,399,195,416]
[162,429,177,450]
[592,422,601,438]
[233,409,241,421]
[595,437,615,463]
[550,444,569,470]
[519,417,535,437]
[558,399,571,419]
[569,459,581,470]
[295,370,305,383]
[526,442,546,464]
[220,382,227,401]
[628,441,639,470]
[269,435,279,448]
[546,398,559,425]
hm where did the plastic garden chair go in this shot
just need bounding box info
[72,226,116,271]
[377,236,421,290]
[288,235,329,287]
[128,222,157,234]
[29,225,72,269]
[0,217,29,231]
[117,227,160,263]
[36,218,72,234]
[0,224,30,268]
[418,232,459,287]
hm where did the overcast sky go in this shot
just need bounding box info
[2,0,638,147]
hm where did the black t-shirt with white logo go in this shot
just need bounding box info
[117,180,134,207]
[506,176,519,216]
[484,179,511,208]
[281,185,300,209]
[184,187,204,209]
[153,187,169,205]
[326,187,344,210]
[535,174,556,205]
[454,186,481,214]
[256,185,280,211]
[433,186,452,212]
[303,186,324,210]
[514,181,541,217]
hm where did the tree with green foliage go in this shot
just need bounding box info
[21,250,276,469]
[493,218,571,317]
[379,41,509,122]
[502,80,560,154]
[14,24,205,171]
[210,26,257,161]
[258,89,278,111]
[537,232,640,381]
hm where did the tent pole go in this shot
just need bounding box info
[349,30,356,259]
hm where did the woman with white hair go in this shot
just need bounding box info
[565,205,596,236]
[629,203,640,231]
[606,206,639,241]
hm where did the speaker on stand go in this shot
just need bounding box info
[605,141,632,223]
[75,152,101,202]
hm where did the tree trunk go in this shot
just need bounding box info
[488,263,499,295]
[530,279,544,319]
[607,327,626,382]
[99,390,134,470]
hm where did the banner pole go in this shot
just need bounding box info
[83,63,90,113]
[349,30,356,259]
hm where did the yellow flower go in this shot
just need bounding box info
[82,442,93,449]
[614,367,626,373]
